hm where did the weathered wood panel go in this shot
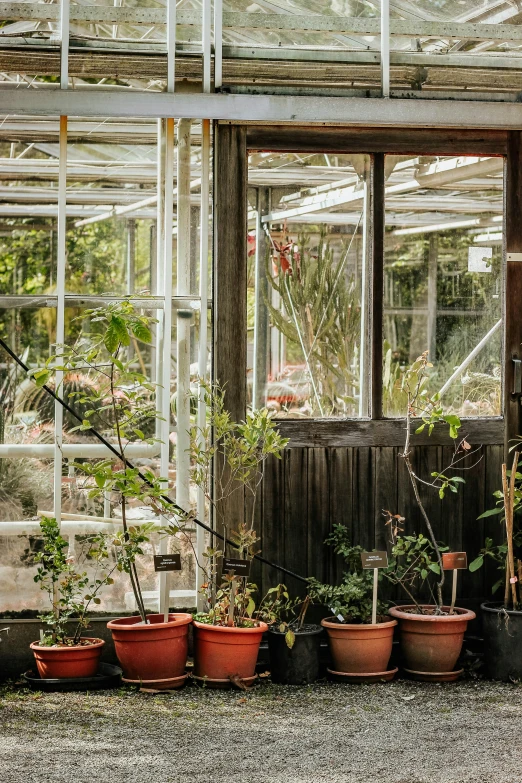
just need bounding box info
[255,443,504,616]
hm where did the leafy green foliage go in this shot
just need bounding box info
[34,516,116,646]
[189,381,288,627]
[265,231,361,416]
[31,299,187,624]
[384,531,448,609]
[308,524,388,624]
[257,586,312,648]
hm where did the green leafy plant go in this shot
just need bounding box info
[265,230,361,416]
[393,351,479,612]
[189,380,288,627]
[34,516,116,646]
[308,524,388,623]
[31,299,186,624]
[256,585,312,648]
[383,510,449,611]
[470,451,522,608]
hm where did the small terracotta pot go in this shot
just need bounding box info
[30,638,104,680]
[193,620,268,681]
[389,605,476,673]
[321,617,397,674]
[107,613,192,683]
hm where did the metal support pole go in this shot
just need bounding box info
[157,117,175,620]
[214,0,223,90]
[196,118,211,611]
[358,180,369,417]
[60,0,69,90]
[381,0,390,98]
[127,219,136,296]
[427,234,438,362]
[167,0,176,93]
[253,187,270,409]
[53,116,67,526]
[176,119,192,516]
[202,0,212,94]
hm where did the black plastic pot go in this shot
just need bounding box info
[482,601,522,681]
[268,625,322,685]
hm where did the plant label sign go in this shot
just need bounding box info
[153,554,182,572]
[361,551,388,569]
[222,558,250,577]
[442,552,467,570]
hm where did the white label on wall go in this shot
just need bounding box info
[468,246,492,273]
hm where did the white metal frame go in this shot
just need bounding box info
[4,91,522,129]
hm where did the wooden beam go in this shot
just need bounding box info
[504,136,522,459]
[275,418,503,448]
[247,127,507,156]
[213,123,248,535]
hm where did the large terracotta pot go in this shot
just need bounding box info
[107,613,192,686]
[389,605,476,674]
[321,617,397,674]
[30,637,104,679]
[193,620,268,682]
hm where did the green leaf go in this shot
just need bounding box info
[285,629,296,649]
[132,321,152,344]
[477,508,503,519]
[428,563,440,574]
[468,556,484,573]
[415,424,425,434]
[444,415,461,427]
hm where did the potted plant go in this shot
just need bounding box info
[190,381,288,686]
[308,525,397,682]
[258,587,322,685]
[386,352,476,681]
[471,451,522,680]
[32,300,192,688]
[30,516,115,679]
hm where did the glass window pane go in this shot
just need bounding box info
[383,154,503,418]
[248,152,371,418]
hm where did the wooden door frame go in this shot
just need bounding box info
[213,124,513,468]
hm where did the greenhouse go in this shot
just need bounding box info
[1,2,522,782]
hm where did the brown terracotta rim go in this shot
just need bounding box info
[193,620,268,633]
[192,673,258,686]
[327,666,398,680]
[30,637,104,651]
[122,673,188,688]
[321,616,397,630]
[107,613,192,630]
[389,605,476,622]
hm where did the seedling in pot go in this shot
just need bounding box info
[189,380,288,628]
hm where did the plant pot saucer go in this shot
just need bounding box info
[122,673,188,690]
[23,662,122,692]
[404,667,463,682]
[192,673,258,690]
[327,666,398,683]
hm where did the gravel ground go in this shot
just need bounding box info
[0,678,521,783]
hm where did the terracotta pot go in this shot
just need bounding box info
[389,605,476,673]
[193,620,268,681]
[107,613,192,683]
[321,617,397,674]
[30,638,104,679]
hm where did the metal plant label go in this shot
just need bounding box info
[442,552,468,570]
[222,558,250,577]
[153,554,182,572]
[360,551,388,569]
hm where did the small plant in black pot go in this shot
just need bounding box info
[258,586,322,685]
[471,451,522,681]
